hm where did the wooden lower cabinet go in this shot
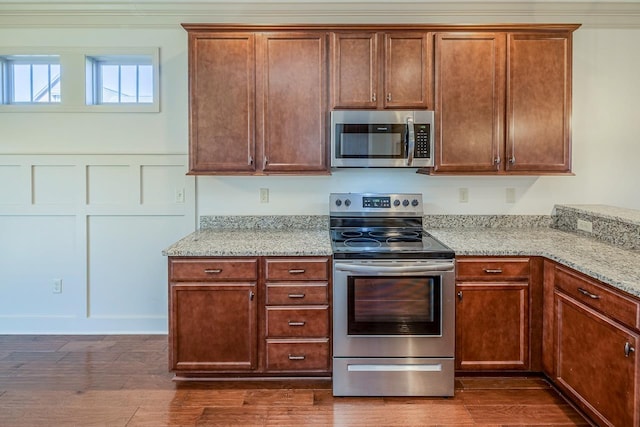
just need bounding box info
[455,257,532,371]
[168,255,330,377]
[550,263,640,427]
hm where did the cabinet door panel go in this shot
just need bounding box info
[434,33,505,173]
[189,33,255,173]
[170,284,257,371]
[258,32,328,173]
[331,32,378,108]
[384,32,431,109]
[555,291,639,427]
[507,33,571,172]
[456,283,529,370]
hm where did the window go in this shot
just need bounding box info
[0,55,61,104]
[86,55,154,105]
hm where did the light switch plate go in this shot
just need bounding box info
[577,218,593,233]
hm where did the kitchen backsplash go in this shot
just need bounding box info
[200,215,329,230]
[553,204,640,250]
[423,215,553,229]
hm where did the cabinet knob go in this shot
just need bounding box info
[372,93,376,102]
[248,155,253,166]
[249,291,255,301]
[625,342,636,357]
[494,156,501,165]
[509,156,516,164]
[457,291,463,301]
[263,156,269,168]
[386,93,392,102]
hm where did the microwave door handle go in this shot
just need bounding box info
[406,116,415,166]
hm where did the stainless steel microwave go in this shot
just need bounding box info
[330,110,434,168]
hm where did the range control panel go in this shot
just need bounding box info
[330,193,423,216]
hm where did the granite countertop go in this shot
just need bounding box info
[163,215,640,298]
[428,227,640,298]
[163,228,333,257]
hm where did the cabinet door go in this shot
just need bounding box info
[506,33,572,173]
[258,32,328,174]
[383,32,431,109]
[456,283,529,370]
[433,32,505,173]
[555,291,639,427]
[169,283,257,371]
[331,32,379,108]
[188,32,256,173]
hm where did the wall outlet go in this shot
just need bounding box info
[458,188,469,203]
[53,279,63,294]
[577,218,593,233]
[260,188,269,203]
[506,188,516,203]
[175,188,185,203]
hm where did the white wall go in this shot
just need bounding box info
[1,1,640,333]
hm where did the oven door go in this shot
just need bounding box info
[333,259,455,358]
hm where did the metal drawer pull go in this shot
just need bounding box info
[288,294,306,299]
[288,321,306,327]
[288,354,306,361]
[625,342,636,357]
[577,287,600,299]
[204,269,222,274]
[288,269,306,274]
[483,269,503,274]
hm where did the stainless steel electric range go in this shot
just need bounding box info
[330,192,455,397]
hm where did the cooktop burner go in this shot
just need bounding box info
[329,192,455,260]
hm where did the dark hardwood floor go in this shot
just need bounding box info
[0,335,590,426]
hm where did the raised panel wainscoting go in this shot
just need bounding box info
[0,154,195,334]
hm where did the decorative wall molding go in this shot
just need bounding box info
[0,1,639,29]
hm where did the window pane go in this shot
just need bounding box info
[120,65,137,103]
[12,64,31,102]
[137,65,153,103]
[50,64,61,103]
[101,64,120,103]
[32,64,51,102]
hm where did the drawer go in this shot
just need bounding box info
[264,257,329,281]
[456,257,530,281]
[266,307,329,338]
[169,258,258,282]
[266,283,329,305]
[265,340,330,371]
[555,265,640,330]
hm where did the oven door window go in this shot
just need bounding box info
[347,275,441,335]
[335,123,407,158]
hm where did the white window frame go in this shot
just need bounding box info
[0,55,61,104]
[85,49,159,112]
[0,47,159,113]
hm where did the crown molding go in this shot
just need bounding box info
[0,2,639,29]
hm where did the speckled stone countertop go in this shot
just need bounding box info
[428,227,640,298]
[163,228,333,257]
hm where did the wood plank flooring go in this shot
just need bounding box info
[0,335,590,426]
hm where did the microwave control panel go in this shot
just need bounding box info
[414,124,431,158]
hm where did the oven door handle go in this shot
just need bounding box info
[334,262,454,274]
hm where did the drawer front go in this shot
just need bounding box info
[170,258,258,282]
[266,283,329,305]
[264,257,330,281]
[266,340,330,371]
[266,307,329,338]
[457,257,530,281]
[555,265,639,330]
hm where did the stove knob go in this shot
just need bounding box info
[344,199,351,207]
[402,199,409,207]
[411,199,419,207]
[393,199,401,207]
[335,199,342,207]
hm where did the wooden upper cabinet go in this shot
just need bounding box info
[188,32,255,174]
[258,32,328,173]
[507,32,572,173]
[331,31,431,109]
[433,32,505,173]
